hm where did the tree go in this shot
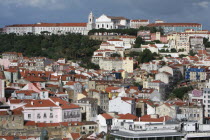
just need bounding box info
[189,50,196,56]
[0,33,101,66]
[153,40,161,43]
[160,49,165,52]
[134,36,145,48]
[137,49,155,63]
[171,87,192,99]
[170,48,177,52]
[203,37,210,48]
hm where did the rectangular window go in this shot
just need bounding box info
[37,113,41,119]
[50,113,53,118]
[28,114,31,119]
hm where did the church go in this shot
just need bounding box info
[3,12,130,35]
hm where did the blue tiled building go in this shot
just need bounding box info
[185,66,207,81]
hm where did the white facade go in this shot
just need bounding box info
[99,57,133,72]
[97,114,110,133]
[141,62,161,72]
[109,97,136,115]
[95,14,130,29]
[4,12,96,35]
[155,72,173,84]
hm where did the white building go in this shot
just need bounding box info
[99,57,133,72]
[97,113,113,133]
[109,91,136,115]
[95,14,130,29]
[3,12,95,35]
[130,19,149,29]
[8,97,81,123]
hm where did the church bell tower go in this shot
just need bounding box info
[87,11,95,30]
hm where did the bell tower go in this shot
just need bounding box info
[87,11,95,30]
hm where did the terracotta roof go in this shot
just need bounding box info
[151,80,163,83]
[66,81,77,86]
[118,113,138,120]
[101,113,113,119]
[0,111,8,115]
[121,97,135,101]
[24,76,46,82]
[37,122,60,127]
[50,97,80,109]
[9,99,33,104]
[105,86,121,92]
[24,99,57,108]
[12,107,23,115]
[0,136,15,140]
[15,90,37,95]
[71,133,81,140]
[148,23,202,27]
[7,22,87,27]
[140,115,172,122]
[24,121,36,126]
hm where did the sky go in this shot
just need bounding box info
[0,0,210,29]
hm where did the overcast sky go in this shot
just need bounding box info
[0,0,210,29]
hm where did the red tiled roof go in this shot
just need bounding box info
[0,136,15,140]
[148,23,202,27]
[140,115,172,122]
[50,97,80,109]
[101,113,113,119]
[66,81,77,86]
[105,87,121,92]
[9,99,33,104]
[0,111,8,115]
[71,133,81,140]
[118,113,138,120]
[37,122,60,127]
[25,121,36,126]
[7,22,87,27]
[24,76,46,82]
[24,99,57,108]
[12,107,23,115]
[16,90,37,95]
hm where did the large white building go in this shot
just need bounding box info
[3,12,95,35]
[3,12,131,35]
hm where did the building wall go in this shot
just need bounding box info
[109,97,135,114]
[23,107,61,123]
[62,108,81,122]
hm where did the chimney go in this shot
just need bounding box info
[55,102,59,106]
[163,116,166,125]
[31,101,34,105]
